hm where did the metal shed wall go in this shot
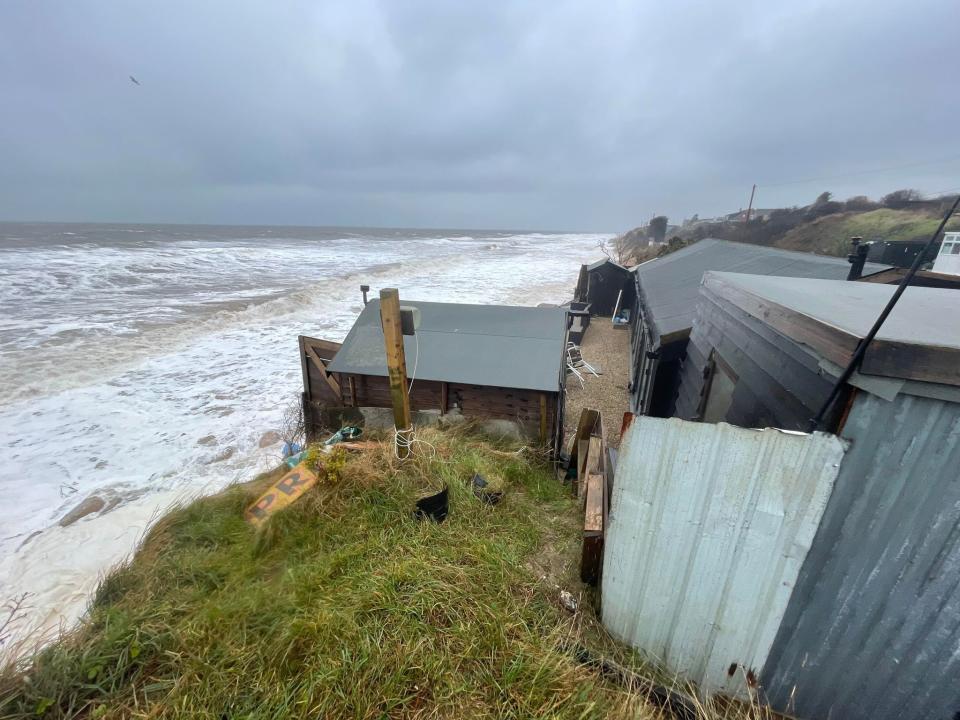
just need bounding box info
[762,391,960,720]
[602,416,846,696]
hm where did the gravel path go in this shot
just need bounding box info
[563,319,632,449]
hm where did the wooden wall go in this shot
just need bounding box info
[674,286,846,431]
[335,372,561,444]
[586,264,633,317]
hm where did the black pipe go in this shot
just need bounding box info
[809,194,960,432]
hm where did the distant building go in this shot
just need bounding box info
[933,230,960,275]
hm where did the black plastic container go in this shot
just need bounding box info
[413,485,449,522]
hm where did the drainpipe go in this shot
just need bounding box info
[846,237,868,280]
[360,284,370,305]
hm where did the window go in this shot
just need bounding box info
[697,350,738,423]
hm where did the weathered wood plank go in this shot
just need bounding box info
[539,393,548,444]
[303,342,342,402]
[584,472,603,532]
[581,468,605,586]
[568,408,599,469]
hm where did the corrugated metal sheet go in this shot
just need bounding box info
[602,416,846,696]
[763,391,960,720]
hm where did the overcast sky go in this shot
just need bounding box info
[1,1,958,231]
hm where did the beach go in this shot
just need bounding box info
[0,222,608,654]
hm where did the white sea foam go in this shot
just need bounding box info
[0,223,610,655]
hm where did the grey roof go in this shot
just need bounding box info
[327,299,568,392]
[705,272,960,350]
[634,238,889,341]
[704,272,960,386]
[587,257,629,272]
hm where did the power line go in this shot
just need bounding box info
[761,153,960,189]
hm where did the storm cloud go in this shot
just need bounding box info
[1,0,958,230]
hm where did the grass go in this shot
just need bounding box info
[0,427,774,719]
[775,208,953,256]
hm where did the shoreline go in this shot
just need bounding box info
[0,229,606,656]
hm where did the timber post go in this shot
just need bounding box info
[379,288,413,457]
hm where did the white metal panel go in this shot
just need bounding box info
[601,416,846,696]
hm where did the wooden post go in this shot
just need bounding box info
[440,382,449,416]
[380,288,412,457]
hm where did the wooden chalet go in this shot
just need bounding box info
[299,299,569,449]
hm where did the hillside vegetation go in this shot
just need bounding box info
[0,427,773,720]
[775,208,945,256]
[611,190,959,265]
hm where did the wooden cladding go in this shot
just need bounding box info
[334,372,559,438]
[297,333,562,449]
[299,336,343,406]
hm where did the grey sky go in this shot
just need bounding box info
[1,0,957,231]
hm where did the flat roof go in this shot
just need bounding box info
[703,272,960,387]
[634,239,889,342]
[327,299,568,392]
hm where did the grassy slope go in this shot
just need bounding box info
[1,429,671,720]
[773,208,944,257]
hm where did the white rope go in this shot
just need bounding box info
[393,425,437,460]
[407,331,419,394]
[391,331,432,460]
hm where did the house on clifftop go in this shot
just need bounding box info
[299,299,570,450]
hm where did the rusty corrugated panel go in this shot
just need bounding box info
[763,392,960,720]
[601,416,846,696]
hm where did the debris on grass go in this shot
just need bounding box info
[0,427,778,720]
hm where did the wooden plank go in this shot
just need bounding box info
[863,340,960,388]
[586,436,603,475]
[245,463,319,527]
[584,472,603,532]
[298,336,312,400]
[379,288,412,457]
[581,470,604,586]
[576,439,589,497]
[579,435,604,502]
[568,408,599,469]
[348,376,357,407]
[539,393,548,444]
[303,342,342,402]
[581,535,602,586]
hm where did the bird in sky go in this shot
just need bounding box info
[129,75,140,86]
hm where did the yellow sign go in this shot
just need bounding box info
[245,462,318,527]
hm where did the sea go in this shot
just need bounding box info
[0,222,609,653]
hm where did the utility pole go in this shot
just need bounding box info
[744,184,757,223]
[379,288,412,457]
